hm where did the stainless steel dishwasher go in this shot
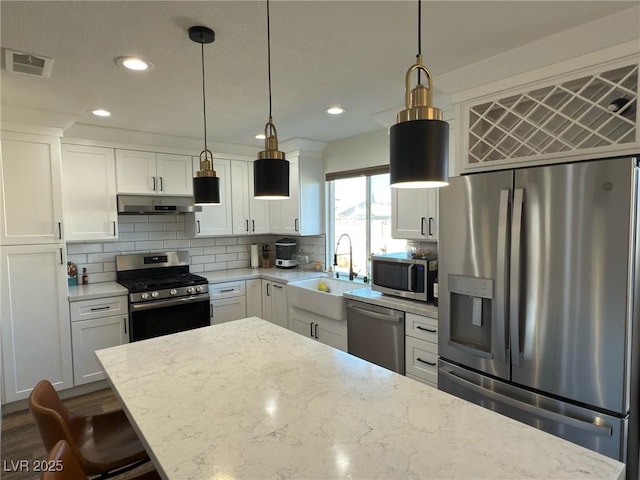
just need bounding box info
[346,299,405,374]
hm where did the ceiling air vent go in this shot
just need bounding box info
[4,49,53,78]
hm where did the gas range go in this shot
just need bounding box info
[116,252,209,303]
[115,251,211,342]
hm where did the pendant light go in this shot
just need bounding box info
[190,25,221,205]
[254,0,290,200]
[390,0,449,188]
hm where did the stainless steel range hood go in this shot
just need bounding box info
[117,195,202,215]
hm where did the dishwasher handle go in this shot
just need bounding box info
[346,303,403,323]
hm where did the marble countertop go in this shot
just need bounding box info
[67,269,327,302]
[97,317,624,480]
[202,267,327,284]
[344,287,438,317]
[68,282,128,301]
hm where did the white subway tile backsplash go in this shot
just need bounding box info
[203,246,226,255]
[164,240,191,249]
[104,242,135,252]
[120,232,149,241]
[190,254,218,264]
[227,260,250,269]
[134,241,164,251]
[215,237,238,246]
[203,262,227,271]
[67,219,327,284]
[67,243,103,254]
[67,254,87,264]
[134,223,164,232]
[226,245,248,254]
[149,231,178,240]
[87,252,118,263]
[118,215,148,223]
[190,238,215,247]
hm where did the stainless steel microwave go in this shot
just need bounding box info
[371,253,438,302]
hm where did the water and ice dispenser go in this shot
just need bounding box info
[448,275,494,354]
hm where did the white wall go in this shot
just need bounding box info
[324,129,390,175]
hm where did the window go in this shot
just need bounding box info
[327,170,406,280]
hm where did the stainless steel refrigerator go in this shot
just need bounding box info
[438,156,640,479]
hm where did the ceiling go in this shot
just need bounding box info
[1,1,638,149]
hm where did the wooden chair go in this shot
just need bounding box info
[29,380,149,478]
[41,440,160,480]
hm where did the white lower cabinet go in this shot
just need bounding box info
[246,279,262,317]
[405,312,438,388]
[261,280,287,328]
[70,295,128,386]
[1,244,72,403]
[210,280,247,325]
[289,306,347,352]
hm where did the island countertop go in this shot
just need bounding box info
[96,317,624,480]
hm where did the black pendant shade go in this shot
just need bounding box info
[193,176,220,205]
[390,119,449,188]
[390,0,449,188]
[254,158,290,199]
[190,25,221,205]
[254,0,290,200]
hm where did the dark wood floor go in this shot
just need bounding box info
[1,388,155,480]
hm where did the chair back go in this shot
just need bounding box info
[28,380,78,453]
[41,440,86,480]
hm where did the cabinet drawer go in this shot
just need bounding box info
[405,336,438,385]
[406,312,438,343]
[406,372,437,389]
[70,296,128,322]
[209,280,246,299]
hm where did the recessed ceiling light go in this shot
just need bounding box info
[91,109,111,117]
[115,56,154,71]
[325,106,347,115]
[255,133,266,140]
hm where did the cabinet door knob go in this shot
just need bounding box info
[197,220,201,234]
[112,221,117,236]
[159,177,163,191]
[295,218,299,232]
[152,176,156,191]
[428,217,434,236]
[314,323,319,339]
[420,217,426,236]
[123,318,127,335]
[252,219,255,232]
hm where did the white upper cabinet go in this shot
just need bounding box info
[270,152,324,236]
[453,46,639,173]
[62,144,118,242]
[115,149,193,196]
[0,130,64,245]
[186,158,233,237]
[392,188,438,241]
[230,160,270,235]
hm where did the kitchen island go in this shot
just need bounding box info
[96,317,625,480]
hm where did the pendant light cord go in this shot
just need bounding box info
[267,0,273,122]
[417,0,422,84]
[200,40,208,151]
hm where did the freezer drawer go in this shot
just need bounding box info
[405,336,438,386]
[438,359,627,462]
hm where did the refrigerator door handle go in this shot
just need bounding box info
[494,189,511,364]
[439,366,614,437]
[510,188,524,367]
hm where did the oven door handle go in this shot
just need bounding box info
[131,294,211,311]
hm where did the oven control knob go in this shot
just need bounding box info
[196,286,204,292]
[151,291,159,298]
[170,289,177,296]
[187,287,195,294]
[141,293,149,300]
